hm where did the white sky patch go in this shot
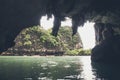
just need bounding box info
[61,17,72,27]
[78,22,95,49]
[40,16,72,30]
[40,16,95,49]
[40,15,54,30]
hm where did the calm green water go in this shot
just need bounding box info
[0,56,120,80]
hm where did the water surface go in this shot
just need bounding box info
[0,56,119,80]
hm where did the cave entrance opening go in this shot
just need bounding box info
[78,21,95,50]
[41,16,96,50]
[4,16,96,55]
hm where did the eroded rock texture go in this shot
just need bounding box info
[91,23,120,63]
[0,0,120,63]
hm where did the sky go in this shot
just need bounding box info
[78,22,95,49]
[40,16,95,49]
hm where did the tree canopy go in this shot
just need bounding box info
[7,26,83,55]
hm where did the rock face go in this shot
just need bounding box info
[92,23,120,63]
[91,36,120,63]
[0,0,120,63]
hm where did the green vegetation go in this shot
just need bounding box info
[4,26,91,56]
[65,49,91,56]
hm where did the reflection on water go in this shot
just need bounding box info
[92,62,120,80]
[80,56,95,80]
[0,56,120,80]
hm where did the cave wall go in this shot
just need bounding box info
[0,0,50,52]
[92,23,120,63]
[94,23,115,45]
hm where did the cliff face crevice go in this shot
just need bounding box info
[0,0,120,62]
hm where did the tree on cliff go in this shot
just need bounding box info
[7,25,83,54]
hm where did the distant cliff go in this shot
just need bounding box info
[3,26,83,55]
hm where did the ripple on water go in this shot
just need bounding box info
[64,65,71,68]
[64,75,81,80]
[41,63,48,67]
[24,78,32,80]
[38,77,52,80]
